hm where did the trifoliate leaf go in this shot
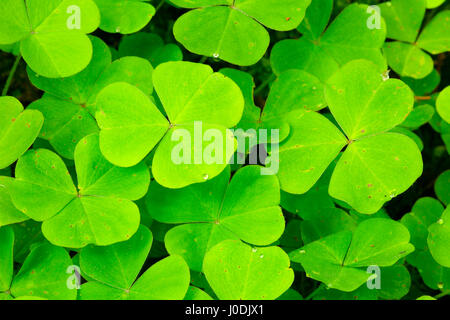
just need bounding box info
[290,218,414,292]
[0,0,100,77]
[172,0,311,66]
[10,134,149,248]
[146,165,284,271]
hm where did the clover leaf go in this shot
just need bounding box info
[401,197,444,265]
[271,2,387,82]
[0,0,100,78]
[94,0,155,34]
[381,0,450,79]
[96,61,244,188]
[436,86,450,123]
[203,240,294,300]
[0,177,28,227]
[146,165,285,271]
[172,0,312,66]
[271,59,422,213]
[9,133,150,248]
[290,218,414,292]
[435,170,450,206]
[0,97,43,169]
[80,225,190,300]
[27,36,154,159]
[118,32,183,67]
[428,206,450,267]
[0,226,76,300]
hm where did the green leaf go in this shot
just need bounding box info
[80,225,152,289]
[0,176,28,227]
[94,0,155,34]
[184,286,213,300]
[118,32,183,67]
[435,170,450,206]
[428,206,450,267]
[380,0,426,43]
[330,133,423,214]
[173,0,311,66]
[298,0,333,40]
[147,165,284,271]
[290,218,414,291]
[0,0,101,77]
[203,240,294,300]
[383,42,434,79]
[0,226,14,292]
[11,220,45,264]
[0,96,44,169]
[401,197,444,264]
[436,86,450,123]
[10,134,148,248]
[271,4,387,81]
[426,0,445,8]
[326,59,414,140]
[97,61,244,188]
[275,109,347,194]
[10,243,77,300]
[96,82,169,167]
[414,250,450,291]
[417,10,450,55]
[401,104,435,129]
[80,251,190,300]
[27,36,154,159]
[402,69,440,96]
[377,265,411,300]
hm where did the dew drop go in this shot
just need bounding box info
[438,282,444,289]
[259,254,264,259]
[115,27,121,33]
[438,218,444,225]
[252,248,257,253]
[381,70,391,81]
[203,174,209,180]
[212,53,219,58]
[299,249,306,254]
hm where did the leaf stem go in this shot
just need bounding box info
[305,284,325,300]
[155,0,166,13]
[434,290,450,299]
[254,74,276,96]
[2,54,21,96]
[415,96,432,101]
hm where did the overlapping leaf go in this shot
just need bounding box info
[27,36,154,159]
[96,61,244,188]
[146,165,285,271]
[0,0,100,77]
[80,225,190,300]
[290,218,414,292]
[172,0,312,65]
[9,133,149,248]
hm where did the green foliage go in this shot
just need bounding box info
[0,0,449,302]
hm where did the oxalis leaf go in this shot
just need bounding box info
[272,59,423,214]
[94,0,155,34]
[27,36,154,159]
[428,206,450,268]
[9,133,150,248]
[0,96,44,169]
[203,240,294,300]
[172,0,312,66]
[0,0,100,78]
[0,227,76,300]
[79,225,190,300]
[290,218,414,292]
[146,165,285,271]
[96,61,244,188]
[380,0,450,79]
[271,3,387,82]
